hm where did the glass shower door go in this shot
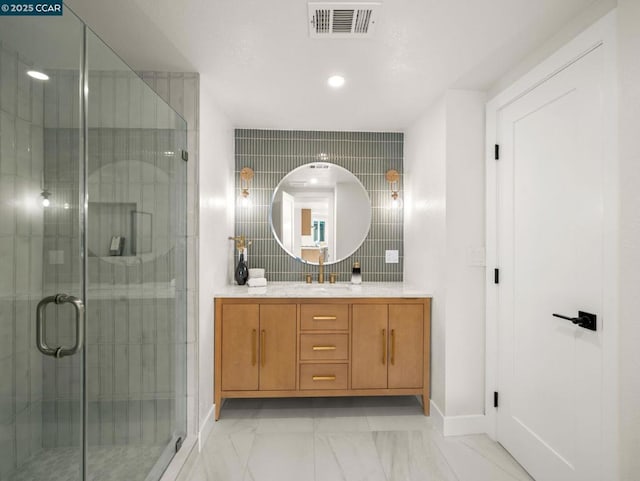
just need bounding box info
[0,10,85,481]
[83,28,187,481]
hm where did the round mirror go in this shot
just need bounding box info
[269,162,371,265]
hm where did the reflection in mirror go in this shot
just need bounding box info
[270,162,371,265]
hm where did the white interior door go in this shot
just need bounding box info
[496,45,605,481]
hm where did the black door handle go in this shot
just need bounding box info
[552,311,597,331]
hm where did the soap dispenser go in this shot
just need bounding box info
[351,261,362,284]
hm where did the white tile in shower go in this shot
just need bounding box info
[99,345,114,396]
[141,400,156,444]
[168,74,185,119]
[155,344,171,394]
[127,400,142,444]
[15,406,31,466]
[127,345,142,396]
[142,344,156,394]
[31,80,43,127]
[15,117,31,174]
[128,78,143,129]
[30,349,42,402]
[14,239,30,295]
[0,111,17,175]
[99,74,115,129]
[115,75,130,127]
[113,345,128,396]
[0,357,14,424]
[0,236,16,295]
[14,351,29,414]
[0,301,14,362]
[56,73,77,130]
[17,60,31,123]
[1,49,18,115]
[0,177,15,236]
[113,401,128,445]
[0,419,16,477]
[99,401,115,445]
[29,400,42,456]
[182,75,198,127]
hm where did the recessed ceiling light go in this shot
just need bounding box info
[27,70,49,81]
[310,178,318,184]
[327,75,345,88]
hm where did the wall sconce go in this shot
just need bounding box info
[385,169,402,209]
[239,167,254,207]
[40,189,51,207]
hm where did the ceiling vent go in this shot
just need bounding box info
[308,2,380,38]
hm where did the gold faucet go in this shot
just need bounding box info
[318,255,324,283]
[317,247,328,283]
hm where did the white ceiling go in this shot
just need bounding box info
[66,0,610,131]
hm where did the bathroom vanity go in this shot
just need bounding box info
[214,283,431,420]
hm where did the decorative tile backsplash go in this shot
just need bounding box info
[234,129,404,282]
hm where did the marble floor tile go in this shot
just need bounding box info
[314,415,371,433]
[432,433,533,481]
[200,430,254,481]
[365,413,434,432]
[315,432,387,481]
[256,416,314,433]
[373,430,458,481]
[244,433,315,481]
[188,397,533,481]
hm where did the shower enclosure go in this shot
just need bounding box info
[0,7,187,481]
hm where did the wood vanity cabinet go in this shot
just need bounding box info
[352,304,424,389]
[214,297,430,421]
[220,303,297,392]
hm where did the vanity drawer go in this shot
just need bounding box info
[300,304,349,331]
[299,363,348,390]
[300,334,349,361]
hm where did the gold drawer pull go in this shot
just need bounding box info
[312,345,336,351]
[312,375,336,381]
[261,330,266,367]
[313,316,337,320]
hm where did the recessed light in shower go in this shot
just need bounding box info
[27,70,49,81]
[327,75,345,88]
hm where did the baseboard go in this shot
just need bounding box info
[198,405,215,452]
[429,400,445,433]
[430,400,487,436]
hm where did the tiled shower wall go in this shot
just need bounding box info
[234,129,404,282]
[0,42,45,478]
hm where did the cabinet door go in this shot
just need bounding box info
[388,304,424,389]
[352,304,388,389]
[221,304,259,391]
[259,304,297,390]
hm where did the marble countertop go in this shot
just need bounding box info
[214,282,431,298]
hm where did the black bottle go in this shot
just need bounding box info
[235,251,249,285]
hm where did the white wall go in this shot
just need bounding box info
[617,1,640,478]
[197,75,234,441]
[444,91,486,416]
[405,90,485,419]
[404,97,447,411]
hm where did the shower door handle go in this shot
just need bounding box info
[36,294,85,358]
